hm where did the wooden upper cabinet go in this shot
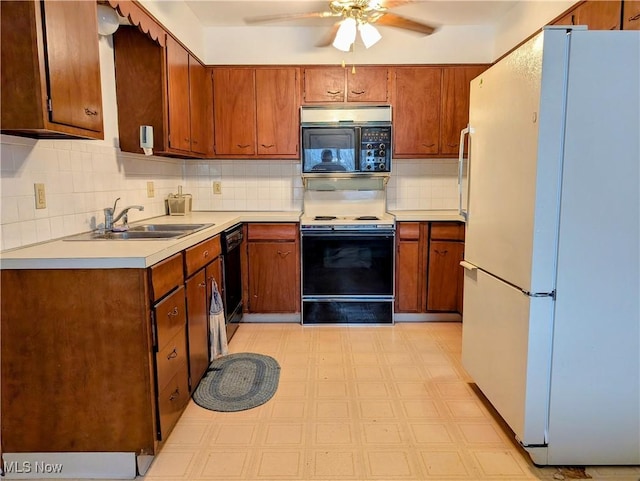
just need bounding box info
[303,66,389,103]
[1,0,103,139]
[303,66,345,102]
[440,65,488,155]
[624,1,640,29]
[256,68,299,156]
[552,0,622,30]
[392,67,442,157]
[166,36,191,152]
[113,26,212,158]
[189,59,213,156]
[213,68,257,156]
[346,67,389,102]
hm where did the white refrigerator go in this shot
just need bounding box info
[460,27,639,465]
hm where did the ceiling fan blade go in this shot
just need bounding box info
[375,0,415,9]
[315,21,342,48]
[374,12,436,35]
[244,11,338,25]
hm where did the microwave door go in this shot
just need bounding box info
[302,127,356,173]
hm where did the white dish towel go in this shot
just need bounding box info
[209,278,228,359]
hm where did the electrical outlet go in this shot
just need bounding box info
[147,181,155,198]
[213,181,222,195]
[34,183,46,209]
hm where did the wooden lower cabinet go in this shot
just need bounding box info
[395,221,465,315]
[246,223,300,313]
[0,234,223,461]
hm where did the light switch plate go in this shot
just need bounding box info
[147,181,155,198]
[34,183,46,209]
[213,181,222,195]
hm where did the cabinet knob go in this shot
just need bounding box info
[167,306,179,318]
[199,280,207,288]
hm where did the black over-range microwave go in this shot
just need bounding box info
[300,106,392,175]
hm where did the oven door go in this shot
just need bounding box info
[301,229,395,324]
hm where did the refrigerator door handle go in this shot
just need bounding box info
[457,125,474,220]
[460,260,477,271]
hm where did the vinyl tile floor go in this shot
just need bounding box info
[81,322,640,480]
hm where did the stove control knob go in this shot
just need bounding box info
[366,164,372,170]
[378,162,387,170]
[379,143,386,150]
[366,143,373,150]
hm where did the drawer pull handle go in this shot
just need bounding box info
[168,307,179,318]
[199,281,207,288]
[629,13,640,21]
[203,250,209,258]
[351,89,365,95]
[434,249,449,256]
[169,388,180,401]
[277,250,291,258]
[422,143,436,148]
[167,348,178,360]
[237,144,251,148]
[261,144,274,149]
[326,90,342,95]
[84,108,98,116]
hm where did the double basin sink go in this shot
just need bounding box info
[65,223,214,241]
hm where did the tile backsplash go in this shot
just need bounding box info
[0,133,459,250]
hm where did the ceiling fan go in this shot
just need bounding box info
[244,1,437,51]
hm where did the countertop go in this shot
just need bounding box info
[0,209,463,270]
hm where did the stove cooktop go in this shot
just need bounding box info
[301,213,395,231]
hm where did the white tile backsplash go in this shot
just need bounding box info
[0,140,459,251]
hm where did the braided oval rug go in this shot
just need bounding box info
[193,352,280,412]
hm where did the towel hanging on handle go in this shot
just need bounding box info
[210,278,228,359]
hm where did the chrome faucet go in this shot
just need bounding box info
[104,197,144,231]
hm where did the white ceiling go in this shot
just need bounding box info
[184,1,520,28]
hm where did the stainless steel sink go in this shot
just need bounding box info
[64,223,214,241]
[128,223,208,232]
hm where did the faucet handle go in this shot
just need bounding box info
[112,197,120,213]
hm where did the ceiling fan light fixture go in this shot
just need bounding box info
[358,22,381,48]
[333,17,357,52]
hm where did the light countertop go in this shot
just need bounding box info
[1,209,463,270]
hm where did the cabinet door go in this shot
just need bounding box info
[166,35,191,152]
[256,68,299,156]
[575,0,622,29]
[427,240,464,312]
[395,223,425,313]
[393,67,442,157]
[440,66,487,155]
[624,1,640,29]
[347,66,389,102]
[43,1,103,133]
[248,242,298,313]
[213,68,256,155]
[303,66,345,102]
[185,269,209,391]
[189,58,213,155]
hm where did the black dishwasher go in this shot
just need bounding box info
[221,223,243,340]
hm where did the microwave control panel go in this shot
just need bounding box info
[360,127,392,172]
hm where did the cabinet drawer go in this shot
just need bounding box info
[430,222,465,241]
[157,363,189,440]
[150,253,184,301]
[185,235,221,278]
[397,222,421,240]
[156,328,188,392]
[248,223,298,241]
[154,285,186,350]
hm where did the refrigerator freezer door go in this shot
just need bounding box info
[462,267,554,446]
[465,29,569,293]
